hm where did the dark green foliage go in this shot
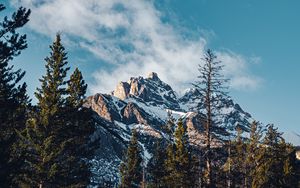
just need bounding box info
[173,120,194,187]
[244,121,263,188]
[223,122,298,188]
[66,68,87,108]
[120,129,143,188]
[224,127,246,187]
[163,143,176,187]
[163,120,197,188]
[252,125,298,188]
[35,34,70,126]
[164,111,176,140]
[0,4,30,62]
[18,34,95,187]
[63,68,96,186]
[281,145,298,187]
[147,139,167,188]
[0,4,30,187]
[18,34,70,187]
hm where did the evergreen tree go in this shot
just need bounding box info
[0,4,30,187]
[66,68,87,108]
[224,126,245,187]
[35,34,70,126]
[174,119,195,187]
[19,34,70,187]
[164,120,197,188]
[62,68,96,187]
[194,49,229,187]
[251,125,297,188]
[119,129,143,188]
[164,111,176,141]
[19,34,95,187]
[147,139,167,188]
[244,121,263,188]
[163,143,176,187]
[281,143,298,187]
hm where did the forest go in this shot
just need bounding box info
[0,3,299,188]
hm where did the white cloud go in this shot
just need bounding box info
[217,51,262,90]
[12,0,262,94]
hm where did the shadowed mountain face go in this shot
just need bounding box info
[84,72,253,186]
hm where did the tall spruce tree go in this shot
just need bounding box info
[194,49,229,187]
[0,4,30,187]
[147,139,167,188]
[19,34,70,187]
[19,34,95,187]
[64,68,96,187]
[224,127,245,187]
[251,125,297,188]
[164,143,176,187]
[244,121,263,188]
[66,68,87,108]
[281,143,298,187]
[175,120,197,187]
[164,120,197,188]
[119,129,143,188]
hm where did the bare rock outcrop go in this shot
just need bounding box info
[147,72,159,80]
[113,81,130,100]
[122,102,148,125]
[85,94,123,122]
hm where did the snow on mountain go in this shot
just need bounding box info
[179,88,253,132]
[283,131,300,146]
[84,72,254,186]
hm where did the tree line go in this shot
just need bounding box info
[118,50,300,188]
[0,5,96,187]
[1,3,299,188]
[120,115,299,188]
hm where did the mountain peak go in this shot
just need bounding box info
[147,72,159,81]
[87,73,254,185]
[112,73,180,110]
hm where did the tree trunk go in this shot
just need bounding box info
[205,60,213,188]
[227,140,232,188]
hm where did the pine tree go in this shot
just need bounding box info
[35,34,70,126]
[244,121,263,188]
[251,125,297,188]
[119,129,143,188]
[66,68,87,108]
[0,4,31,187]
[224,126,245,187]
[164,143,176,187]
[19,34,95,187]
[194,49,229,187]
[174,119,194,187]
[147,139,167,188]
[18,34,70,187]
[164,119,197,188]
[164,111,176,141]
[62,68,96,187]
[281,143,298,187]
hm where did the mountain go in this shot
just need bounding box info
[84,72,253,186]
[283,131,300,146]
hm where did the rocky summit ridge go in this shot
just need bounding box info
[84,72,253,186]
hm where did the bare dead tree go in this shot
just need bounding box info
[194,49,229,188]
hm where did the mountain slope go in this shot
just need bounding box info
[85,72,253,186]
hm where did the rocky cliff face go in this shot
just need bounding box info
[296,151,300,160]
[112,72,180,110]
[85,72,253,186]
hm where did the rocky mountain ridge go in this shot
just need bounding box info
[85,72,253,186]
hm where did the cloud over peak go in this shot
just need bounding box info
[12,0,262,94]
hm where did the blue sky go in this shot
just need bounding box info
[3,0,300,144]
